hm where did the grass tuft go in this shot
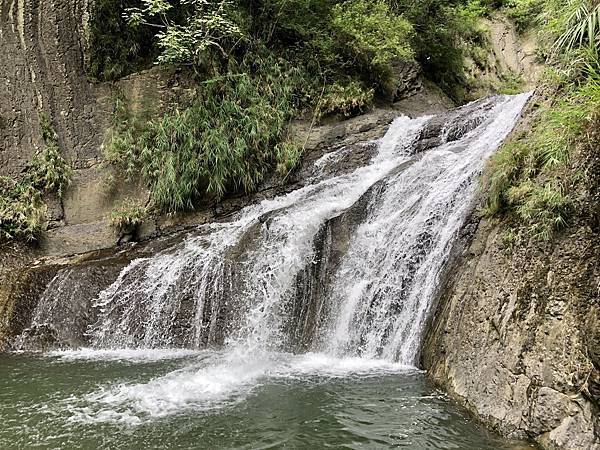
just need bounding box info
[109,198,148,234]
[483,67,600,240]
[316,81,374,119]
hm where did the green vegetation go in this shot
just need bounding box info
[0,178,45,241]
[497,72,526,94]
[0,114,72,241]
[126,0,245,69]
[316,81,374,119]
[553,0,600,55]
[502,0,545,31]
[33,114,73,198]
[88,0,156,80]
[109,198,148,234]
[106,57,304,211]
[485,74,599,239]
[390,0,492,101]
[94,0,493,213]
[331,0,414,92]
[483,0,600,240]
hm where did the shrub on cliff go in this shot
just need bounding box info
[0,145,72,242]
[388,0,491,102]
[330,0,414,89]
[109,198,148,234]
[0,114,72,242]
[502,0,545,31]
[31,114,73,198]
[126,0,246,71]
[484,75,599,240]
[89,0,156,80]
[483,0,600,240]
[105,56,304,211]
[316,80,374,119]
[0,178,45,241]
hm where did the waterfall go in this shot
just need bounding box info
[16,94,530,366]
[80,93,530,362]
[324,95,528,364]
[9,94,531,424]
[88,114,427,350]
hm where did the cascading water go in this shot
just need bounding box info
[87,94,529,361]
[324,95,529,364]
[8,94,532,436]
[88,115,428,352]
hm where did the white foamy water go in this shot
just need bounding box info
[324,93,532,364]
[66,350,416,425]
[47,348,203,363]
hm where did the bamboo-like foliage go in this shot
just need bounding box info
[32,113,73,197]
[0,178,45,241]
[0,113,72,241]
[553,0,600,54]
[316,81,374,119]
[106,56,305,212]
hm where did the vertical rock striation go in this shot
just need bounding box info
[0,0,102,175]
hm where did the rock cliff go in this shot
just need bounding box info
[423,215,600,450]
[0,0,98,177]
[420,17,599,450]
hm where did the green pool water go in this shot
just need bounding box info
[0,350,535,450]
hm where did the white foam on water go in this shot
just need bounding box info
[47,348,203,363]
[67,350,416,426]
[282,352,417,377]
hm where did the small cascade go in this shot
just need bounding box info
[14,264,121,350]
[88,114,428,351]
[323,94,531,364]
[15,94,530,365]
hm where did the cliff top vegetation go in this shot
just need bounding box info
[483,0,599,241]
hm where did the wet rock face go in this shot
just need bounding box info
[0,265,56,350]
[422,218,600,450]
[14,263,125,350]
[383,60,422,102]
[284,176,387,352]
[0,0,101,176]
[413,96,498,153]
[0,244,155,350]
